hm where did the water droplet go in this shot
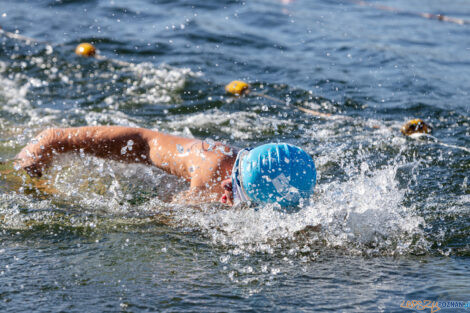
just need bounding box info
[127,140,134,151]
[205,138,215,151]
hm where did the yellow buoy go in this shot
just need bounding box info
[225,80,250,96]
[75,42,96,57]
[401,119,431,136]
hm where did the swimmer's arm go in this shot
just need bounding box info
[17,126,235,204]
[16,126,197,178]
[16,126,154,176]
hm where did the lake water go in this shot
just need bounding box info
[0,0,469,312]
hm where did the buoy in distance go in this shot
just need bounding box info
[75,43,96,57]
[225,80,250,96]
[401,119,431,136]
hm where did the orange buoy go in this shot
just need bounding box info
[225,80,250,96]
[75,42,96,57]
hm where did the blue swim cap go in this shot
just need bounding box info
[232,143,316,209]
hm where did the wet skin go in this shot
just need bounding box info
[16,126,236,205]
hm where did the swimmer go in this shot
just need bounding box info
[16,126,316,208]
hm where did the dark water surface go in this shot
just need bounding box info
[0,0,469,312]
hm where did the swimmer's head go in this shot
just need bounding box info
[401,119,431,136]
[231,143,316,209]
[75,43,96,57]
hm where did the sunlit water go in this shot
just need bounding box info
[0,0,469,312]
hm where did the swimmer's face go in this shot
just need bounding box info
[220,178,233,205]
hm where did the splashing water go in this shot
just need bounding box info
[178,161,426,257]
[121,62,201,105]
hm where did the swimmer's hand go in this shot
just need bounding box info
[15,129,55,177]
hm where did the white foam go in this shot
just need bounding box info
[122,62,201,105]
[0,191,58,230]
[0,71,62,132]
[176,162,426,256]
[83,110,142,128]
[0,74,33,115]
[166,109,296,140]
